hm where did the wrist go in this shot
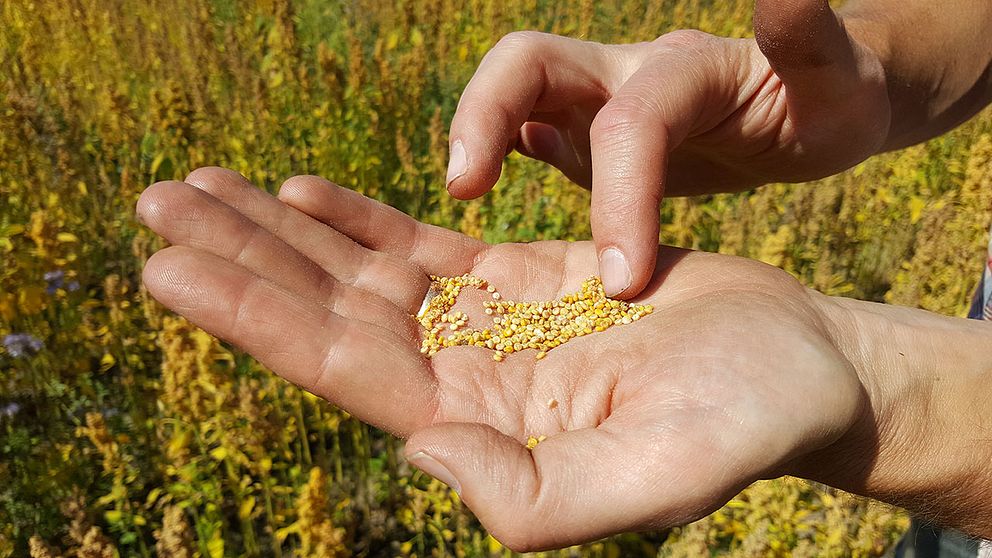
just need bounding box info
[799,292,992,537]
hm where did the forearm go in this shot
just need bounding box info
[840,0,992,151]
[805,293,992,538]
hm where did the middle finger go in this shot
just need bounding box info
[137,180,416,338]
[184,166,431,313]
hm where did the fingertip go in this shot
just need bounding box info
[623,251,657,301]
[517,122,563,160]
[404,422,536,505]
[184,166,244,188]
[445,139,468,187]
[599,247,632,298]
[405,423,546,552]
[136,180,188,229]
[141,246,193,302]
[590,188,663,300]
[598,245,657,300]
[445,103,514,200]
[443,140,502,200]
[135,183,163,226]
[406,451,462,496]
[754,0,844,71]
[445,179,493,200]
[140,247,168,288]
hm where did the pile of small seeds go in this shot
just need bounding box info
[417,274,653,361]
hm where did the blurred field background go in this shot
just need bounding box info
[2,0,990,556]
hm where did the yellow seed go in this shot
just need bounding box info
[417,276,652,359]
[525,435,548,450]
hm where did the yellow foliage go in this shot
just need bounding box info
[5,0,988,556]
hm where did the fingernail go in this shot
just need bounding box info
[408,451,461,495]
[446,140,467,189]
[600,247,631,297]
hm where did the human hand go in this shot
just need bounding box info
[137,167,867,551]
[445,0,890,298]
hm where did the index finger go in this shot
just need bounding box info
[446,31,615,199]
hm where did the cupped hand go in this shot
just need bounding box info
[138,167,866,551]
[446,0,890,298]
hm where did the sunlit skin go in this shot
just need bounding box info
[445,17,890,299]
[137,167,865,551]
[445,0,992,299]
[429,0,992,546]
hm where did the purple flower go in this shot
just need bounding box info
[44,270,65,294]
[0,402,20,419]
[2,333,43,358]
[67,281,80,292]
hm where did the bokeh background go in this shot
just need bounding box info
[2,0,990,556]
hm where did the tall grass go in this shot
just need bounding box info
[2,0,989,556]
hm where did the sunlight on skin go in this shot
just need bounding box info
[137,167,863,551]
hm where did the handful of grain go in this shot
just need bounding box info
[417,275,653,361]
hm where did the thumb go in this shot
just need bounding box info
[753,0,864,104]
[753,0,890,169]
[404,421,677,552]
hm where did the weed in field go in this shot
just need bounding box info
[3,0,988,556]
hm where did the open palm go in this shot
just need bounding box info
[138,167,865,551]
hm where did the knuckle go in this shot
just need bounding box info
[596,187,641,217]
[654,29,712,50]
[458,98,515,133]
[590,100,657,144]
[494,30,546,54]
